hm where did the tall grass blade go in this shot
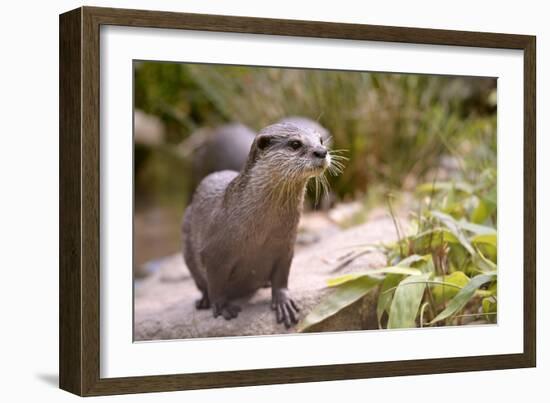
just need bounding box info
[429,273,496,324]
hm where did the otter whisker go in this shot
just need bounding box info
[327,167,339,177]
[314,176,321,206]
[330,157,346,165]
[319,173,330,199]
[329,154,349,161]
[327,167,338,177]
[329,158,345,169]
[330,158,346,167]
[327,157,345,176]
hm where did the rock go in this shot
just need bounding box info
[327,201,364,224]
[134,214,401,341]
[295,211,340,248]
[134,109,164,146]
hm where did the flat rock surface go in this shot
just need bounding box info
[134,211,402,341]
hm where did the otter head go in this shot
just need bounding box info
[247,122,331,181]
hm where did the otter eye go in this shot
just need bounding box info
[289,140,302,150]
[320,137,324,145]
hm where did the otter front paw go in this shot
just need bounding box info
[213,301,241,320]
[271,289,300,328]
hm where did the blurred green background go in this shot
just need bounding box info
[133,61,496,267]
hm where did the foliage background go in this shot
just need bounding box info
[134,62,497,208]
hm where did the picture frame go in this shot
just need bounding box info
[59,6,536,396]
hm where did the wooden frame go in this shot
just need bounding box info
[59,6,536,396]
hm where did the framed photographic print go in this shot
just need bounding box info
[59,6,536,396]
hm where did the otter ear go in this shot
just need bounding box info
[257,134,272,150]
[245,134,273,169]
[257,135,272,150]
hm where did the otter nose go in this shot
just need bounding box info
[313,148,327,159]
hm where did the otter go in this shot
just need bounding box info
[186,123,256,193]
[182,122,339,328]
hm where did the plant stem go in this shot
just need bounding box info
[387,193,404,258]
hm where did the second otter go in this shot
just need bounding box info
[182,123,332,328]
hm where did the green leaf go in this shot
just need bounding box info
[432,209,496,236]
[444,185,456,211]
[471,233,497,247]
[387,273,431,329]
[482,296,498,323]
[475,247,497,271]
[472,234,497,264]
[432,211,496,273]
[471,198,490,224]
[410,228,460,254]
[419,302,431,327]
[430,271,470,305]
[397,254,431,267]
[429,273,496,324]
[488,281,497,295]
[398,254,435,274]
[447,244,469,272]
[458,220,496,236]
[297,276,382,332]
[416,181,474,195]
[377,273,403,328]
[431,211,475,255]
[327,266,422,287]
